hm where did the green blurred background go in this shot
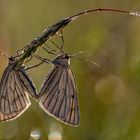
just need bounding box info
[0,0,140,140]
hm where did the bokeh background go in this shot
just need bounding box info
[0,0,140,140]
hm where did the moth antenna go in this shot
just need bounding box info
[49,39,65,55]
[70,51,99,66]
[70,51,83,57]
[72,56,100,67]
[34,54,51,64]
[79,57,100,67]
[0,51,9,58]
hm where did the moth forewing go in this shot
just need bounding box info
[0,57,36,121]
[17,68,37,98]
[66,66,80,125]
[38,54,80,126]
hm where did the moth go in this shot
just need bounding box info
[37,53,80,126]
[0,56,37,121]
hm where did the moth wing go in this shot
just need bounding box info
[18,68,37,98]
[0,65,36,121]
[63,67,80,126]
[39,66,80,126]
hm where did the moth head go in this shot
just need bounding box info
[8,56,23,69]
[52,53,70,66]
[9,56,16,64]
[56,53,69,59]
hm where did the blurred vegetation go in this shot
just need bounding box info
[0,0,140,140]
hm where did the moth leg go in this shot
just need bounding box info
[42,43,57,56]
[49,30,65,52]
[24,61,44,71]
[24,55,50,71]
[56,30,64,49]
[60,30,64,49]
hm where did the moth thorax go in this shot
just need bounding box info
[9,57,16,65]
[62,58,70,66]
[52,58,69,67]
